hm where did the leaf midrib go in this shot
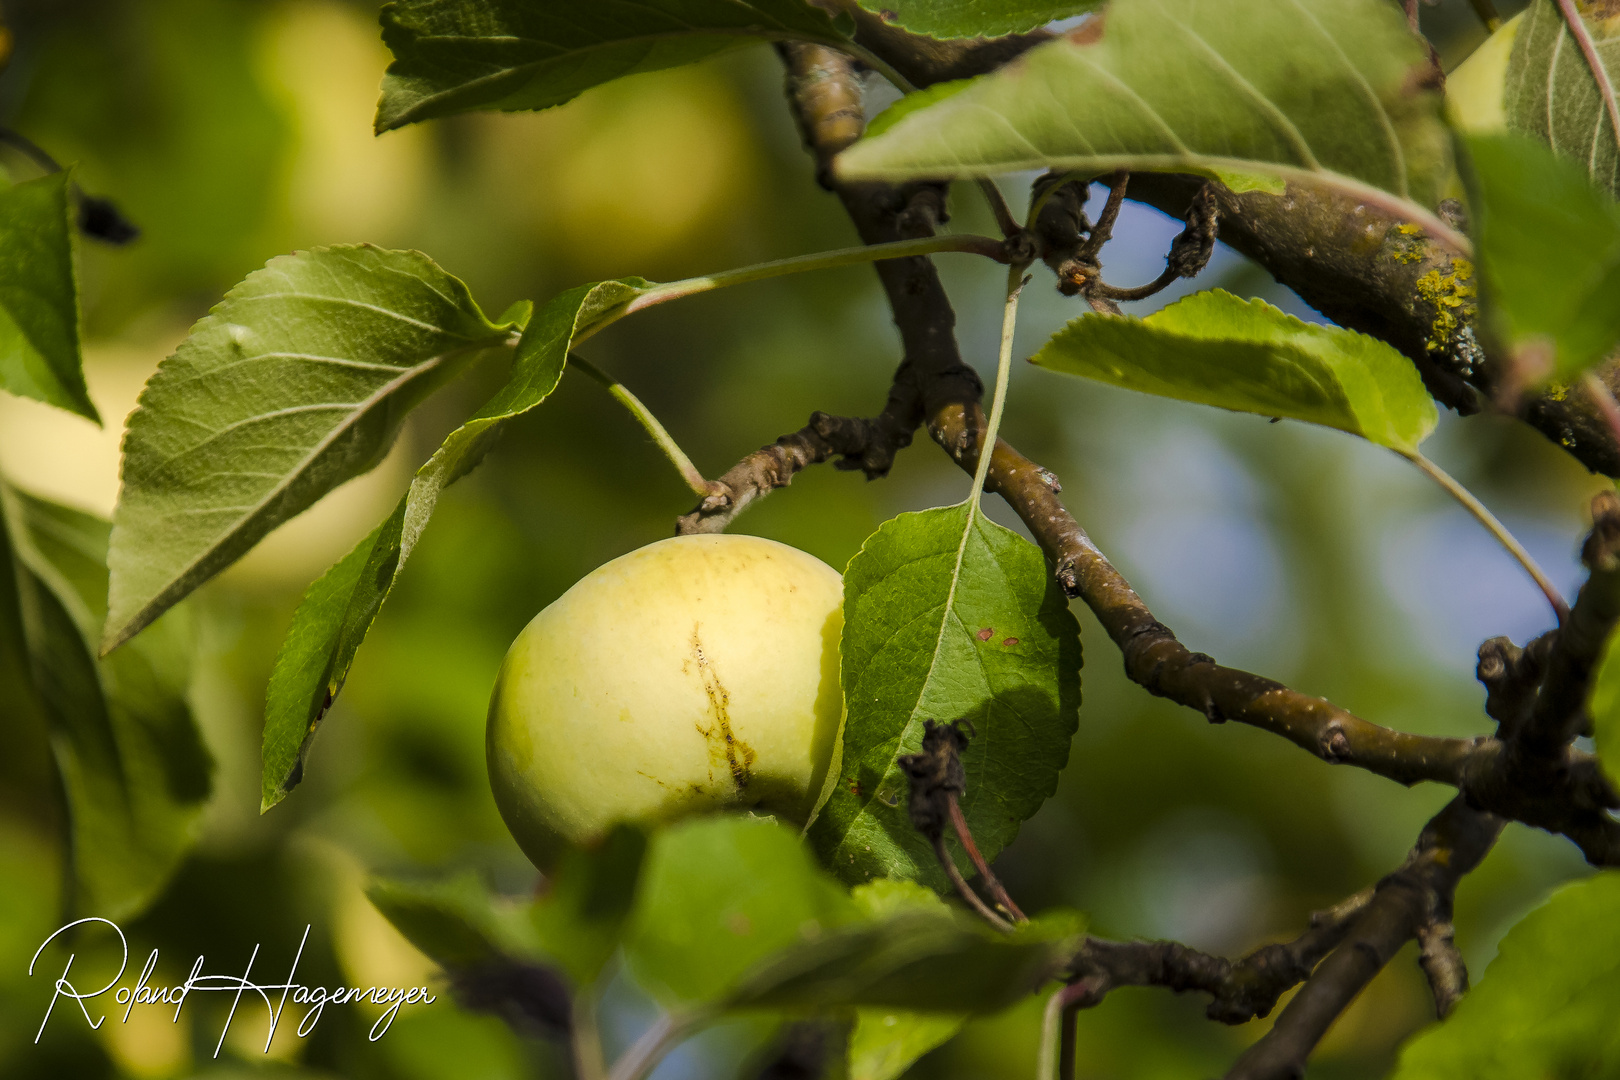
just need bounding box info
[107,337,498,651]
[391,23,843,118]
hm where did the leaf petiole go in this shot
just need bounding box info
[570,356,718,499]
[1400,449,1569,623]
[606,1010,713,1080]
[583,234,1007,343]
[970,263,1031,507]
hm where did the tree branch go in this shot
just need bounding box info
[1064,888,1371,1025]
[1224,798,1502,1080]
[758,36,1620,866]
[676,410,914,534]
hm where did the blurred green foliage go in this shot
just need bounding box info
[0,0,1598,1078]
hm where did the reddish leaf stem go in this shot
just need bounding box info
[947,793,1026,922]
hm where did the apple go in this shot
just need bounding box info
[487,534,846,868]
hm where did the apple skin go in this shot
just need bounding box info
[487,534,845,869]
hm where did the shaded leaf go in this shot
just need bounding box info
[259,278,646,811]
[106,245,515,654]
[1586,624,1620,791]
[1029,290,1439,452]
[0,479,210,920]
[841,0,1455,240]
[368,872,546,970]
[0,171,93,422]
[729,905,1078,1013]
[528,825,647,987]
[853,1,1097,40]
[624,816,861,1005]
[376,0,849,132]
[1505,0,1620,198]
[809,503,1081,887]
[1391,873,1620,1078]
[1465,132,1620,377]
[821,880,960,1076]
[371,825,645,992]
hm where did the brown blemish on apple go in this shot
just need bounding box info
[691,626,756,792]
[976,627,994,641]
[1002,637,1019,647]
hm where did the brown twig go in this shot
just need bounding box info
[676,410,914,534]
[1224,798,1501,1079]
[1064,889,1372,1025]
[768,37,1620,865]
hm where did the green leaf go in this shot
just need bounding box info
[105,245,515,654]
[1031,290,1439,452]
[0,171,93,423]
[850,1010,964,1080]
[1586,623,1620,792]
[729,906,1077,1013]
[529,825,647,987]
[370,826,645,987]
[1504,0,1620,199]
[809,502,1082,888]
[1390,873,1620,1079]
[259,278,646,811]
[853,1,1098,40]
[375,0,849,133]
[623,816,861,1005]
[1446,11,1522,135]
[0,478,210,920]
[838,0,1455,239]
[1465,132,1620,378]
[368,872,546,970]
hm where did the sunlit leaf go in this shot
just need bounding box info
[850,1009,964,1080]
[1505,0,1620,199]
[1465,133,1620,378]
[1029,290,1439,452]
[259,278,646,811]
[1446,12,1522,135]
[623,816,861,1005]
[809,502,1082,888]
[1391,873,1620,1078]
[853,1,1097,40]
[376,0,849,132]
[0,479,210,920]
[841,0,1455,240]
[0,172,93,422]
[105,245,516,654]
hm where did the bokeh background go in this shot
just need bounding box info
[0,1,1597,1078]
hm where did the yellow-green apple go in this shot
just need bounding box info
[487,534,845,868]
